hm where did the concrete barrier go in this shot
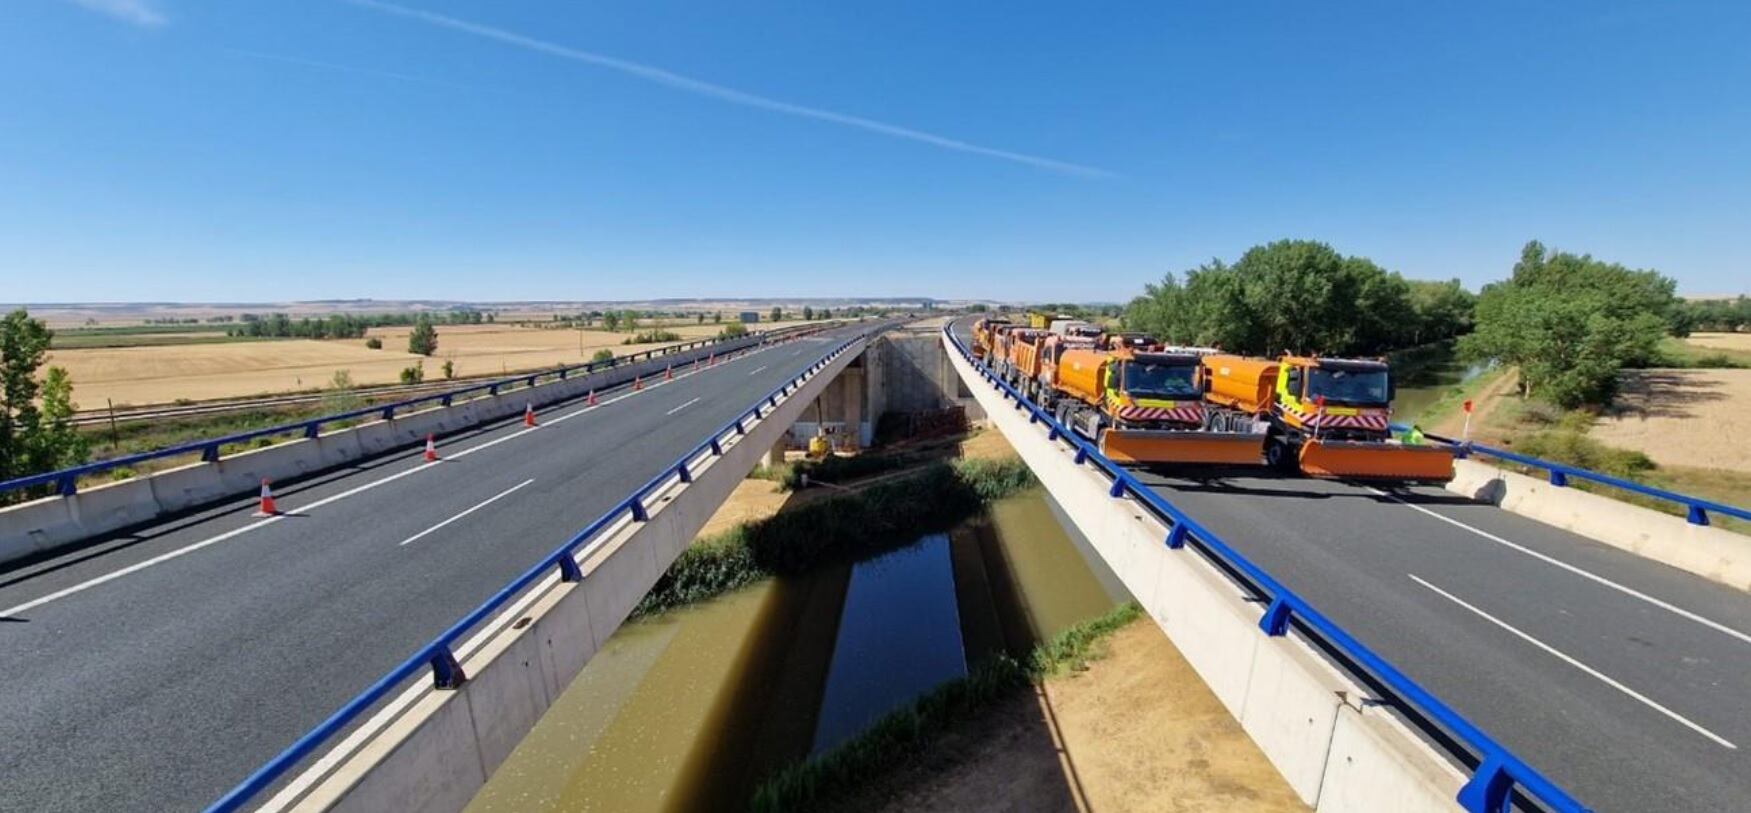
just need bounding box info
[1447,458,1751,591]
[944,334,1465,812]
[259,338,865,813]
[0,333,793,568]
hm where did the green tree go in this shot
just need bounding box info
[802,306,815,320]
[602,311,621,332]
[400,362,425,384]
[441,359,455,380]
[1459,241,1675,407]
[713,311,723,324]
[696,312,706,324]
[591,348,616,364]
[365,337,383,349]
[1,310,89,495]
[719,322,749,339]
[769,306,783,322]
[408,317,438,356]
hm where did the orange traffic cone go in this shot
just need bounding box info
[424,434,439,462]
[665,365,674,381]
[255,479,279,516]
[633,376,643,391]
[587,389,598,406]
[708,353,716,366]
[524,403,537,427]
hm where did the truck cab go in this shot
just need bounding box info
[1274,356,1395,441]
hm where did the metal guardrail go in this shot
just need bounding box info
[1392,425,1750,527]
[946,323,1589,813]
[204,327,875,813]
[0,325,826,500]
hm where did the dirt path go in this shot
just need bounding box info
[1431,367,1518,440]
[835,619,1306,813]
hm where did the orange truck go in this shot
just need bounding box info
[970,316,1011,361]
[1046,345,1268,465]
[1201,354,1453,481]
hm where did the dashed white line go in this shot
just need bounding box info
[1368,487,1751,647]
[1410,573,1738,749]
[398,479,535,546]
[748,365,768,375]
[666,397,702,416]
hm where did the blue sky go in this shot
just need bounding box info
[3,1,1748,303]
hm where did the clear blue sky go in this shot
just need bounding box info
[4,1,1748,303]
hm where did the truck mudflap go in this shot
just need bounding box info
[1099,428,1267,466]
[1297,438,1454,482]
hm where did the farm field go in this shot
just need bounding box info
[1591,368,1751,473]
[1686,331,1751,351]
[47,320,818,407]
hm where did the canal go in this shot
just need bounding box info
[1388,341,1486,425]
[465,486,1123,812]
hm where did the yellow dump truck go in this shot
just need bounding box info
[1048,346,1267,465]
[1201,354,1453,481]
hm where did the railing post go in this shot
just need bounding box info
[676,461,692,484]
[442,394,453,407]
[1047,426,1060,441]
[202,443,221,463]
[381,405,395,420]
[1687,504,1710,526]
[1258,597,1292,636]
[1108,478,1126,498]
[1456,756,1513,813]
[303,423,321,439]
[1549,470,1568,487]
[558,552,583,583]
[1166,523,1188,550]
[429,646,466,689]
[1073,446,1088,465]
[57,474,78,497]
[734,418,746,436]
[489,384,500,397]
[629,498,649,523]
[710,438,723,456]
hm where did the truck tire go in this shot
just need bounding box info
[1265,437,1297,472]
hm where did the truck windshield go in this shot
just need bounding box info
[1122,363,1200,399]
[1307,368,1390,405]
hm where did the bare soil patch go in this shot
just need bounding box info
[1592,368,1751,473]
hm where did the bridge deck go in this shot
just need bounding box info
[0,326,863,813]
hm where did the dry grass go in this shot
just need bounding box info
[1687,332,1751,352]
[1591,368,1751,473]
[47,320,818,406]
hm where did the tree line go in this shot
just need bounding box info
[227,310,489,339]
[1122,239,1475,357]
[1675,296,1751,333]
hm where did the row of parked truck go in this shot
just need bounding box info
[970,313,1454,482]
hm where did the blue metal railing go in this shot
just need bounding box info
[1391,425,1749,527]
[947,323,1589,813]
[204,327,875,813]
[1,325,825,501]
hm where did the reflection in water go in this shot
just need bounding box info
[812,534,967,753]
[468,487,1115,812]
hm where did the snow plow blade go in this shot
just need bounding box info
[1099,429,1267,466]
[1298,439,1454,482]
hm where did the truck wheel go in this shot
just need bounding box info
[1265,438,1297,472]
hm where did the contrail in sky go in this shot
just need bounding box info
[345,0,1113,178]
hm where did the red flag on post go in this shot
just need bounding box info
[1463,399,1474,414]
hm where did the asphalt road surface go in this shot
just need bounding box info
[951,315,1751,812]
[0,324,870,812]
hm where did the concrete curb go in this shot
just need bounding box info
[1446,458,1751,591]
[944,333,1466,812]
[0,336,769,568]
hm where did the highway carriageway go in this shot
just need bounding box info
[952,317,1751,813]
[0,324,867,813]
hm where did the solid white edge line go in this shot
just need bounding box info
[1409,573,1738,749]
[665,397,702,416]
[1368,486,1751,647]
[398,479,535,547]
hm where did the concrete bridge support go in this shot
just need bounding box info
[790,326,985,450]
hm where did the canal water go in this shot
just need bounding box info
[465,487,1123,812]
[1388,341,1487,425]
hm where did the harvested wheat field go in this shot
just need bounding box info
[1592,368,1751,473]
[1686,332,1751,352]
[48,321,818,406]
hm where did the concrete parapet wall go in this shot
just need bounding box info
[1446,458,1751,591]
[0,337,767,567]
[262,337,864,813]
[944,333,1464,812]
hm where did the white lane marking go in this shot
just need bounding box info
[748,365,768,375]
[1,460,440,617]
[1410,573,1738,749]
[666,397,702,416]
[398,479,535,547]
[1369,487,1751,647]
[1,337,828,616]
